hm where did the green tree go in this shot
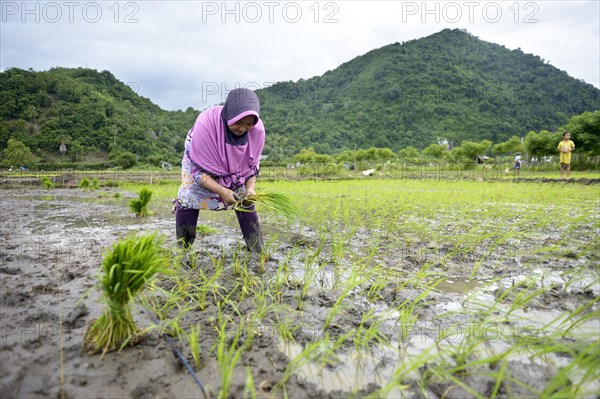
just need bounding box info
[2,138,34,166]
[492,136,523,155]
[422,143,446,159]
[561,110,600,156]
[111,150,137,169]
[524,130,556,157]
[398,146,420,160]
[294,147,317,163]
[452,140,492,164]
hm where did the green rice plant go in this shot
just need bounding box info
[92,177,100,190]
[189,267,224,311]
[231,246,245,277]
[112,192,122,198]
[323,263,369,330]
[540,340,600,398]
[234,191,302,221]
[258,236,277,273]
[197,223,218,235]
[276,314,299,342]
[40,176,54,190]
[129,187,154,217]
[272,247,296,294]
[243,367,257,399]
[296,253,327,310]
[546,295,600,338]
[275,330,354,393]
[79,177,91,190]
[83,233,170,355]
[354,308,389,353]
[187,323,202,368]
[214,305,244,399]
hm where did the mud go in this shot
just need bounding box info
[1,187,598,398]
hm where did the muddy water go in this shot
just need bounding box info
[1,187,598,399]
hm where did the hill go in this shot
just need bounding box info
[257,29,600,158]
[1,29,599,167]
[0,67,198,167]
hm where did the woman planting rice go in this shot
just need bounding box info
[173,88,266,252]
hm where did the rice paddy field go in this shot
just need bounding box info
[0,175,598,398]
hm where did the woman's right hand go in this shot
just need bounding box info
[221,189,238,205]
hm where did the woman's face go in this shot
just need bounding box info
[229,116,256,136]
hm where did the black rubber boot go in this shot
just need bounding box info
[175,207,199,249]
[176,224,197,249]
[235,208,263,253]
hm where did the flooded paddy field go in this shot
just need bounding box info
[1,177,598,398]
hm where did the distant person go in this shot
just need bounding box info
[514,152,522,176]
[173,88,265,252]
[558,132,575,179]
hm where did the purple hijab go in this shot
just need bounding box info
[189,88,265,189]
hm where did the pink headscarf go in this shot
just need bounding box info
[188,88,265,189]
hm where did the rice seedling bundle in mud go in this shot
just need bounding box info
[84,233,170,355]
[129,187,154,217]
[234,191,302,221]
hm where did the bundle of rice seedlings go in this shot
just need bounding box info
[234,191,302,220]
[79,177,91,189]
[129,187,153,217]
[83,233,170,355]
[40,176,54,190]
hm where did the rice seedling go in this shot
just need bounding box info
[323,263,369,330]
[233,191,302,221]
[92,177,100,190]
[214,304,245,399]
[258,235,277,273]
[272,247,296,294]
[275,330,354,393]
[354,308,390,354]
[129,187,154,217]
[276,314,299,342]
[188,267,224,311]
[296,254,327,311]
[243,367,257,399]
[187,323,202,368]
[83,233,170,355]
[79,177,91,189]
[196,223,218,235]
[40,176,54,190]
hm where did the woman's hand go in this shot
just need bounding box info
[221,189,238,205]
[200,173,238,205]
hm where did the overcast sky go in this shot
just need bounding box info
[2,0,599,111]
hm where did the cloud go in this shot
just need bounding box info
[1,0,598,111]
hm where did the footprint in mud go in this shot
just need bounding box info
[0,289,31,306]
[0,266,21,275]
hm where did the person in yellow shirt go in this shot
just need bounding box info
[557,131,575,179]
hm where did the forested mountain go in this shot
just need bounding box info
[1,28,598,167]
[0,67,198,167]
[258,29,600,159]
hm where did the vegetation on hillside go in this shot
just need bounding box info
[0,67,198,168]
[259,29,599,158]
[1,29,598,169]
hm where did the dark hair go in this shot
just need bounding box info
[563,131,570,137]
